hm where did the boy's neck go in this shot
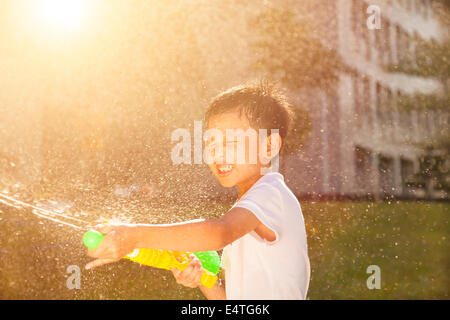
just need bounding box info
[237,173,264,200]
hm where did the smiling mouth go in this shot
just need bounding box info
[216,164,234,177]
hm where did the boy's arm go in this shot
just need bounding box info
[86,207,262,269]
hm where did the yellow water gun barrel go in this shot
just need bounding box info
[83,229,220,288]
[125,249,218,288]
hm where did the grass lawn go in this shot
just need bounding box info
[0,199,448,299]
[302,201,449,299]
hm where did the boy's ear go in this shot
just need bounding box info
[264,132,282,159]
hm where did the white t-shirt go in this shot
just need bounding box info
[221,172,310,300]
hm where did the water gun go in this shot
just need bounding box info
[83,229,221,288]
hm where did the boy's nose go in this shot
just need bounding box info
[212,152,225,165]
[207,145,237,165]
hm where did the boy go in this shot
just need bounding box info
[85,81,310,300]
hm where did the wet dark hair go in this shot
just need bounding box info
[205,80,294,143]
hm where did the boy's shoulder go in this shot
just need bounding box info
[238,172,298,209]
[251,172,292,196]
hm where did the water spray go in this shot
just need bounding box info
[0,192,88,230]
[0,192,221,288]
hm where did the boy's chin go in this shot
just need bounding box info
[216,177,237,188]
[218,180,236,188]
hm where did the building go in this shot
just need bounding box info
[336,0,447,199]
[280,0,448,199]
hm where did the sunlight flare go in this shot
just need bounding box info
[37,0,88,31]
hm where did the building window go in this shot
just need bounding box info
[360,2,371,61]
[406,0,412,11]
[385,88,394,134]
[362,76,372,130]
[353,74,362,129]
[379,155,395,197]
[351,0,361,39]
[355,146,372,191]
[383,20,392,66]
[415,0,422,16]
[405,32,415,67]
[395,25,402,63]
[423,0,430,19]
[401,158,414,195]
[424,110,431,138]
[376,82,383,124]
[375,24,382,64]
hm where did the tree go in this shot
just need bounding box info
[248,7,345,155]
[390,0,450,198]
[407,135,450,198]
[249,7,346,91]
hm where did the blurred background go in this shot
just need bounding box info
[0,0,448,299]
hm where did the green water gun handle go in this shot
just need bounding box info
[83,229,221,288]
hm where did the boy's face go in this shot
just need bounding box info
[206,111,265,188]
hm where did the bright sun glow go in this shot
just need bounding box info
[38,0,87,31]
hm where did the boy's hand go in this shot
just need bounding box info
[171,255,204,288]
[85,222,137,270]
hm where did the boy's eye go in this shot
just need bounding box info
[206,141,237,147]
